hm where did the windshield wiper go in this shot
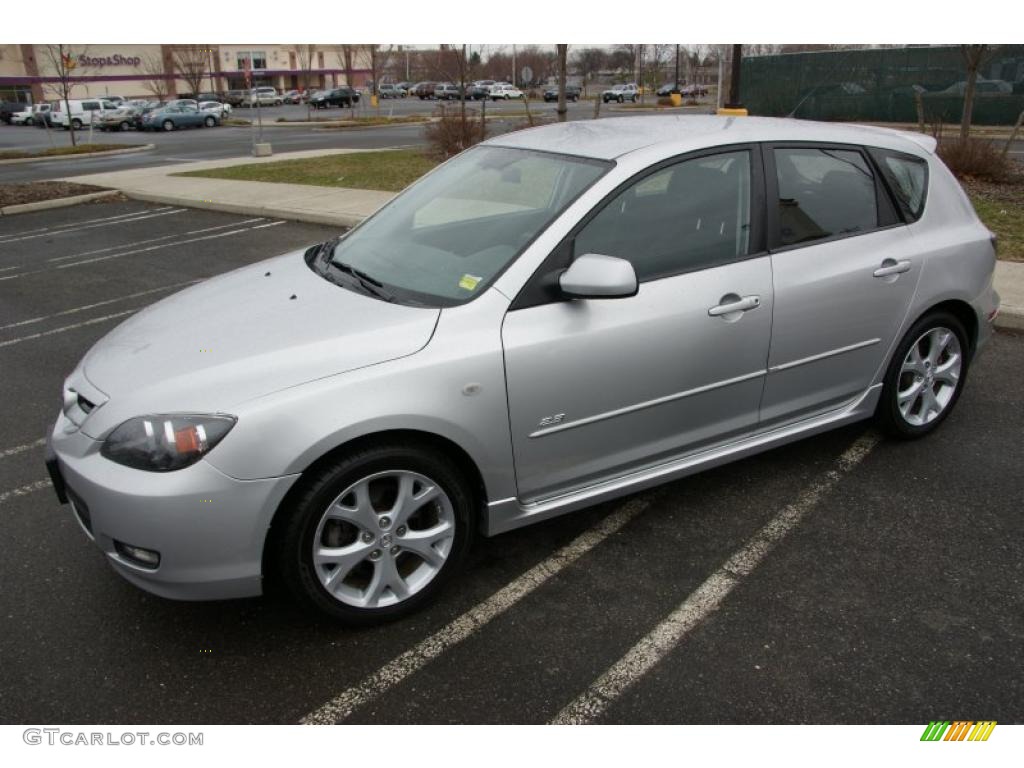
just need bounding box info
[329,260,396,303]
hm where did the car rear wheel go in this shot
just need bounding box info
[275,443,475,624]
[876,311,970,439]
[71,118,83,130]
[120,121,129,131]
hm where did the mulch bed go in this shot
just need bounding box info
[0,181,111,208]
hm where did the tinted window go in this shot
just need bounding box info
[773,147,878,246]
[872,149,928,222]
[82,101,100,110]
[574,151,752,281]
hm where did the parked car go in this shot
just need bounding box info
[466,84,491,100]
[0,100,27,124]
[681,84,709,97]
[199,101,232,119]
[309,87,360,109]
[378,84,407,99]
[97,107,142,131]
[543,85,581,102]
[281,90,303,104]
[412,82,437,99]
[11,103,51,125]
[195,92,222,103]
[51,98,120,129]
[44,116,998,624]
[102,96,126,107]
[434,83,462,100]
[132,102,165,130]
[224,90,246,107]
[656,82,683,96]
[394,82,413,93]
[602,83,639,103]
[939,79,1013,96]
[241,87,283,107]
[489,83,524,100]
[140,104,218,131]
[167,99,199,110]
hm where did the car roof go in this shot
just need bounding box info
[484,115,937,161]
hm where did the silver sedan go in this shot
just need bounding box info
[47,116,999,623]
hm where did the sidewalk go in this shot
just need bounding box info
[63,148,1024,332]
[62,148,396,228]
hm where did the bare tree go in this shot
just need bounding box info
[556,44,568,123]
[37,44,87,146]
[172,45,209,98]
[140,53,171,101]
[960,44,995,141]
[365,44,394,112]
[293,44,319,120]
[338,45,356,87]
[571,47,606,96]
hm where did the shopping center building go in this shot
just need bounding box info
[0,44,374,102]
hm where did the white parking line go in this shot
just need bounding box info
[48,220,264,262]
[551,432,880,725]
[0,219,279,280]
[0,208,184,244]
[0,280,200,332]
[0,310,137,348]
[0,479,53,507]
[301,495,653,725]
[0,438,46,460]
[0,207,173,240]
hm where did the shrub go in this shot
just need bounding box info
[424,105,486,160]
[936,135,1012,183]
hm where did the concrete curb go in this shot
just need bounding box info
[994,311,1024,333]
[122,190,365,228]
[0,143,154,166]
[0,189,121,216]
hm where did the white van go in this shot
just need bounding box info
[51,98,119,129]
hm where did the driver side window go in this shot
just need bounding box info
[574,150,752,282]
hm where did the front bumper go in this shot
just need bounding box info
[48,411,299,601]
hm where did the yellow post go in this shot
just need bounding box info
[370,95,379,108]
[717,107,748,116]
[670,93,682,107]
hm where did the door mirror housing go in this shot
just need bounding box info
[559,253,638,300]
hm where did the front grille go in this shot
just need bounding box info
[66,487,92,534]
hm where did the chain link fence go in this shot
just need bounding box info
[741,46,1024,125]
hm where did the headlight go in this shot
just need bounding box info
[101,414,236,472]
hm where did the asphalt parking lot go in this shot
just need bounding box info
[0,199,1021,724]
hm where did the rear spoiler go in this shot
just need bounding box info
[859,125,938,155]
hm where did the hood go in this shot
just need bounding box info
[78,249,439,438]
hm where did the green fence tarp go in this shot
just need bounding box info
[741,46,1024,125]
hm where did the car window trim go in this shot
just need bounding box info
[763,141,903,254]
[509,142,768,312]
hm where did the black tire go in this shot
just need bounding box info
[875,310,971,440]
[274,443,476,624]
[162,119,174,131]
[120,121,129,131]
[204,115,216,127]
[71,118,83,130]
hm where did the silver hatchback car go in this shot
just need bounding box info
[47,116,1000,623]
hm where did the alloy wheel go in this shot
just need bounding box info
[896,326,962,426]
[312,470,455,609]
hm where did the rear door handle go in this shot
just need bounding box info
[873,259,912,278]
[708,294,761,317]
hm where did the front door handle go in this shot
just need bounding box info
[873,259,912,278]
[708,294,761,318]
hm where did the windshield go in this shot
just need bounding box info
[326,146,610,306]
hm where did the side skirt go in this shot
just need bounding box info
[483,384,882,536]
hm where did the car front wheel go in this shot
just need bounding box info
[204,116,216,127]
[162,119,174,131]
[274,443,475,624]
[876,311,970,439]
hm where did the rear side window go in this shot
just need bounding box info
[871,149,928,222]
[82,101,100,110]
[773,147,878,246]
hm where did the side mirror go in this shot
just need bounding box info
[559,253,638,300]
